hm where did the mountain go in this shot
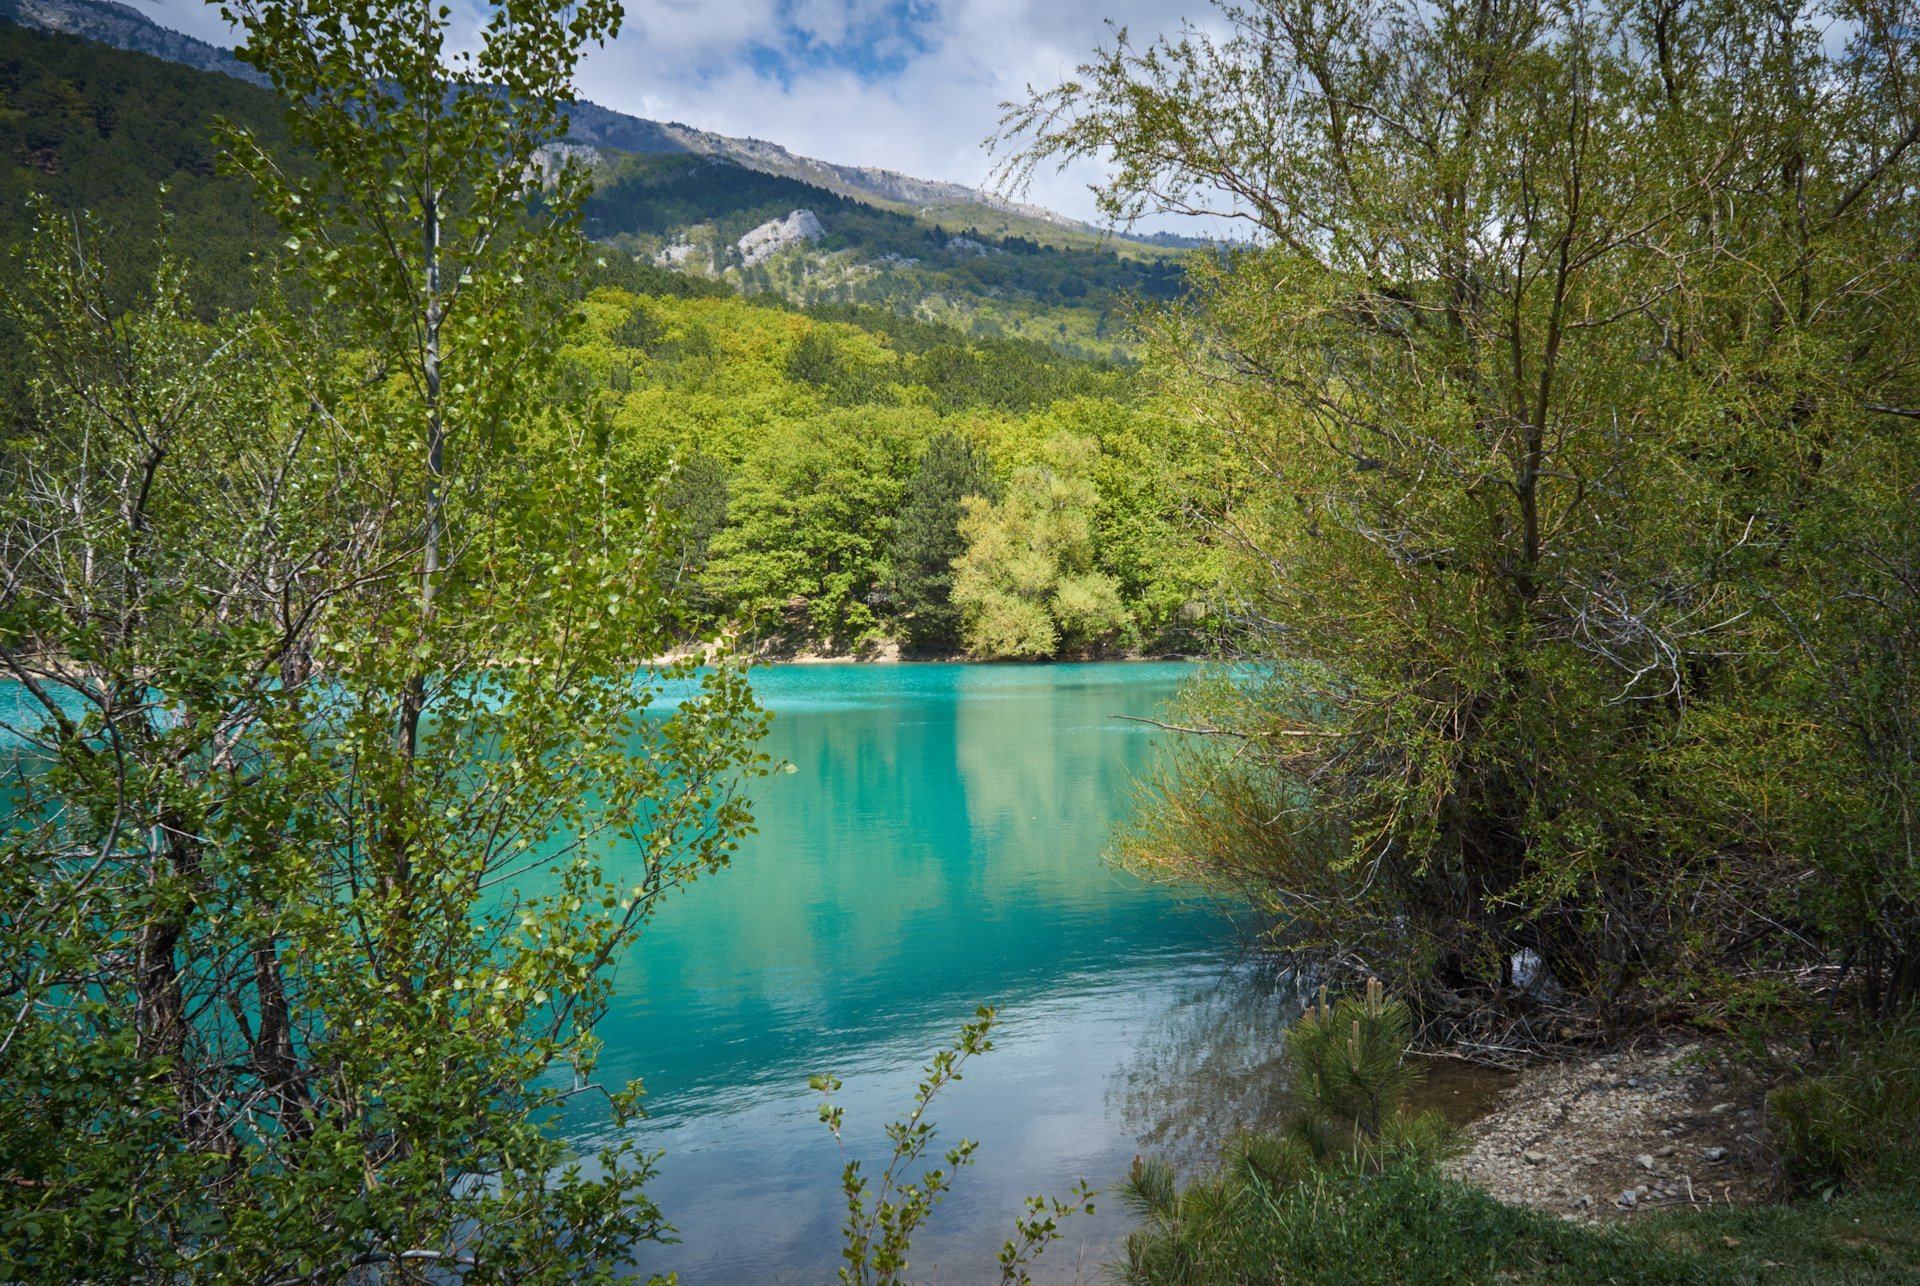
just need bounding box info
[0,6,1199,358]
[0,0,1205,255]
[0,18,290,302]
[574,149,1186,352]
[0,0,265,84]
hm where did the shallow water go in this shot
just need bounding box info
[563,662,1308,1282]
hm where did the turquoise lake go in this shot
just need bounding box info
[577,662,1302,1283]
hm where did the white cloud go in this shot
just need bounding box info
[579,0,1220,231]
[142,0,246,46]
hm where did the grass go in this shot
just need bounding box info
[1638,1186,1920,1283]
[1121,988,1920,1283]
[1767,1016,1920,1196]
[1120,1158,1920,1284]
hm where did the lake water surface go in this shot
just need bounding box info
[575,663,1305,1283]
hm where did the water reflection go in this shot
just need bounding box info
[1106,959,1307,1174]
[540,663,1316,1282]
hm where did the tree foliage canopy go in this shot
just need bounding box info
[0,0,767,1275]
[891,432,999,652]
[1006,0,1920,1017]
[954,433,1131,659]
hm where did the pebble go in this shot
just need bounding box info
[1443,1041,1766,1218]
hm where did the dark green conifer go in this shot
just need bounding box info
[890,432,997,651]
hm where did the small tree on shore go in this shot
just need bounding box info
[0,0,766,1274]
[953,432,1129,658]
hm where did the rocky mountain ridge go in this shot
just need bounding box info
[1,0,1203,252]
[734,209,824,268]
[0,0,265,84]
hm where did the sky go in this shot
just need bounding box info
[141,0,1222,234]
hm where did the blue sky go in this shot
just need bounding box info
[145,0,1217,232]
[738,0,941,86]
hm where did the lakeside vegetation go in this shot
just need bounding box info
[999,0,1920,1033]
[1,0,1918,1279]
[562,287,1224,657]
[993,0,1920,1275]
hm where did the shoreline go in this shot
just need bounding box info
[646,637,1204,668]
[1444,1037,1777,1221]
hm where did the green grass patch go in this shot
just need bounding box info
[1121,1159,1920,1284]
[1636,1187,1920,1283]
[1769,1016,1920,1196]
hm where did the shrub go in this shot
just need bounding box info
[1121,982,1457,1280]
[1771,1016,1920,1196]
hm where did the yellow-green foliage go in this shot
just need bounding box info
[953,433,1130,658]
[560,289,1222,654]
[1020,0,1920,1010]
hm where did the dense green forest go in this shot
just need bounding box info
[564,289,1219,655]
[0,25,286,282]
[0,22,292,405]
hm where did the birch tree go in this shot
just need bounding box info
[0,0,766,1274]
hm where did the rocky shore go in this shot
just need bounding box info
[1445,1041,1778,1220]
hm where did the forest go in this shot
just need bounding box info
[563,288,1220,657]
[2,0,1919,1280]
[584,151,1190,354]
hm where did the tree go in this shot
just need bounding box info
[811,1008,1095,1286]
[784,328,882,405]
[953,433,1129,658]
[702,409,913,651]
[660,450,731,593]
[0,0,765,1274]
[1004,0,1920,1016]
[890,431,998,652]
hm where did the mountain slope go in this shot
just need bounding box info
[0,16,1190,357]
[0,0,265,84]
[0,19,289,276]
[580,151,1185,351]
[2,0,1202,256]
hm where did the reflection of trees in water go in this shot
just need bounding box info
[1107,960,1307,1172]
[952,678,1161,898]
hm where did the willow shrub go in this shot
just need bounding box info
[1010,0,1920,1015]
